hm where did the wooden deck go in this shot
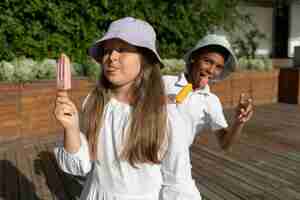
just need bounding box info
[0,103,300,200]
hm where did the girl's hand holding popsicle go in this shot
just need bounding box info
[54,54,79,133]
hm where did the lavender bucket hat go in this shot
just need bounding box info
[88,17,163,67]
[184,34,238,81]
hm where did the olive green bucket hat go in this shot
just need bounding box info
[184,34,238,81]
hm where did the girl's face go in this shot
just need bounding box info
[190,51,225,89]
[102,39,142,92]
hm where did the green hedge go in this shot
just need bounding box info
[0,0,243,72]
[0,56,274,83]
[0,57,185,83]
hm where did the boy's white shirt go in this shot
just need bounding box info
[163,73,228,145]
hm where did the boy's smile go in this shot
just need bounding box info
[190,52,225,89]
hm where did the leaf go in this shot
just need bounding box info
[101,0,108,9]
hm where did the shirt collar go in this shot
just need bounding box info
[175,73,211,95]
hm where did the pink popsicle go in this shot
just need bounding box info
[56,53,71,90]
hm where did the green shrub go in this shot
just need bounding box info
[83,59,101,81]
[0,55,275,83]
[237,57,273,72]
[161,59,185,75]
[0,0,245,66]
[0,61,15,82]
[0,57,79,83]
[0,57,185,83]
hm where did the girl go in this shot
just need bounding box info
[54,17,199,200]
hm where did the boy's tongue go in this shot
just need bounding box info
[195,77,209,89]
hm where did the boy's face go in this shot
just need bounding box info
[190,51,225,89]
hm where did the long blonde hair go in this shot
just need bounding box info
[82,48,167,166]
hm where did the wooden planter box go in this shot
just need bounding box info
[211,70,279,108]
[0,78,94,143]
[0,83,20,142]
[0,70,280,142]
[278,68,300,104]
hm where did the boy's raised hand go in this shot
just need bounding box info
[235,93,254,124]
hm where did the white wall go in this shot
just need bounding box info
[289,2,300,57]
[238,5,273,57]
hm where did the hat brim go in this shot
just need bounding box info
[88,36,164,68]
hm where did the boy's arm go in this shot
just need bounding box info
[215,93,253,151]
[215,123,244,151]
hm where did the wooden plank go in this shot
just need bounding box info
[230,144,300,193]
[4,150,18,200]
[17,148,40,200]
[228,142,300,175]
[241,115,300,132]
[0,109,17,117]
[195,147,291,189]
[0,120,18,127]
[192,147,287,194]
[31,144,52,199]
[238,139,300,167]
[191,147,300,199]
[35,143,70,199]
[192,152,280,200]
[28,144,55,199]
[0,152,5,200]
[30,120,53,127]
[239,132,300,154]
[195,175,239,200]
[44,142,84,200]
[201,127,300,173]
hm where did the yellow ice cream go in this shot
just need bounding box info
[175,83,193,103]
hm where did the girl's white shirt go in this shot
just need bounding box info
[54,95,201,200]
